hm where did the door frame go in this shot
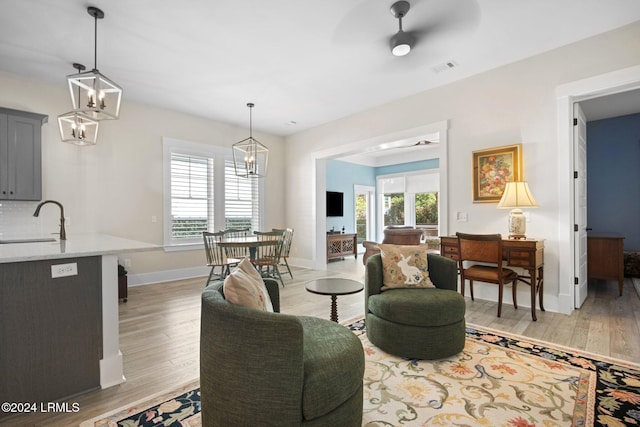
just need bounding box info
[312,121,449,270]
[354,184,375,253]
[556,64,640,314]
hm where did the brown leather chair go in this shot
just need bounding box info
[362,226,423,264]
[456,232,519,317]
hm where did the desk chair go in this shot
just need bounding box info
[203,231,241,284]
[456,232,519,317]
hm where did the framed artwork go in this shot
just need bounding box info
[472,144,522,203]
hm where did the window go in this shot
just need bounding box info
[224,160,260,231]
[163,138,263,250]
[383,193,405,226]
[377,171,440,237]
[170,153,213,241]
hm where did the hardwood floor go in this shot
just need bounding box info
[3,258,639,426]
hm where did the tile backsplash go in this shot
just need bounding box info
[0,201,51,237]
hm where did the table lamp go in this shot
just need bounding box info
[497,181,538,239]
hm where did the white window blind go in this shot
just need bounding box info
[224,160,259,231]
[170,153,214,240]
[406,173,439,193]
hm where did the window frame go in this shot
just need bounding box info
[376,170,440,238]
[162,137,264,251]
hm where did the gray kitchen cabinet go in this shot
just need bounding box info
[0,107,48,200]
[0,256,102,409]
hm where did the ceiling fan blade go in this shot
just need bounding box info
[332,1,392,44]
[410,0,480,43]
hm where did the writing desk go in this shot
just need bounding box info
[440,236,545,321]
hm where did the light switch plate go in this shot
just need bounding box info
[51,262,78,278]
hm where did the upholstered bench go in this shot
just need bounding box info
[200,279,364,426]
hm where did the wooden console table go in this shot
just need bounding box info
[587,233,624,296]
[327,233,357,261]
[440,236,545,321]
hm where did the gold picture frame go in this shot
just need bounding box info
[472,144,522,203]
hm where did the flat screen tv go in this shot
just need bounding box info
[326,191,344,217]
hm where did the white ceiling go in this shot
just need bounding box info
[1,0,639,136]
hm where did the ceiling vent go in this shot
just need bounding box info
[432,60,459,73]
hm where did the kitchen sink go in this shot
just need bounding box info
[0,237,56,244]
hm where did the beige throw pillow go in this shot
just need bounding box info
[379,244,435,291]
[223,258,274,312]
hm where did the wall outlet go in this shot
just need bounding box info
[124,259,132,268]
[151,215,157,223]
[456,212,468,222]
[51,262,78,278]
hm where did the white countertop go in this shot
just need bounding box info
[0,233,158,263]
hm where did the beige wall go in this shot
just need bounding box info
[284,21,640,313]
[0,71,286,283]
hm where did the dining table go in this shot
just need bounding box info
[217,235,280,259]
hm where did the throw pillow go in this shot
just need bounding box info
[379,244,435,291]
[223,258,274,312]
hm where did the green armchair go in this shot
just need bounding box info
[200,279,364,426]
[365,253,466,360]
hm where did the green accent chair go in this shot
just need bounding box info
[365,253,466,360]
[200,279,364,426]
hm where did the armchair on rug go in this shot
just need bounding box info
[365,248,465,360]
[362,226,425,265]
[200,279,364,426]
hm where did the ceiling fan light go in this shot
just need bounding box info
[391,31,414,56]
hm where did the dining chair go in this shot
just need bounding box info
[222,228,250,259]
[272,228,294,278]
[456,232,519,317]
[252,230,285,287]
[203,231,242,284]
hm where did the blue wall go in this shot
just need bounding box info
[587,113,640,250]
[326,159,439,234]
[326,160,376,233]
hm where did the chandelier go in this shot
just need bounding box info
[57,63,99,145]
[232,103,269,178]
[66,6,122,121]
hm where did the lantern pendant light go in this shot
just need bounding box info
[58,63,100,145]
[232,103,269,178]
[67,6,122,121]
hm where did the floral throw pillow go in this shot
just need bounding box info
[379,244,435,291]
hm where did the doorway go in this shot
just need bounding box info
[354,185,375,254]
[556,64,640,314]
[312,120,449,270]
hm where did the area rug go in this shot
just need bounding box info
[81,318,640,427]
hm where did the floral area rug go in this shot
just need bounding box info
[82,318,640,427]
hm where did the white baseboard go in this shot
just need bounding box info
[127,259,314,287]
[128,266,210,287]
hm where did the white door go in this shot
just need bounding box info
[574,103,588,308]
[354,185,375,253]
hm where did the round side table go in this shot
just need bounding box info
[305,278,363,322]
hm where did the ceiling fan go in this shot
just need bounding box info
[390,1,414,56]
[387,0,480,57]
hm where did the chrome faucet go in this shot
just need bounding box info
[33,200,66,240]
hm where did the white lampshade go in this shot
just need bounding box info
[498,181,538,209]
[57,111,99,146]
[498,181,538,239]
